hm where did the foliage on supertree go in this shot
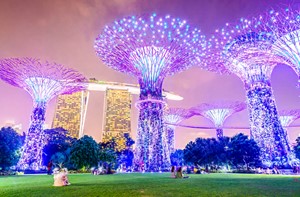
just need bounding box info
[0,57,87,170]
[204,14,293,167]
[95,13,207,172]
[163,108,194,154]
[258,7,300,80]
[190,101,246,139]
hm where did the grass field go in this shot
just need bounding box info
[1,173,300,197]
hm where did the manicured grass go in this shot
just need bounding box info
[1,173,300,197]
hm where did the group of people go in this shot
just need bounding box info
[256,166,281,174]
[171,166,189,179]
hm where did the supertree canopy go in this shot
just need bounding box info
[279,109,300,142]
[190,101,246,139]
[206,15,293,167]
[259,8,300,82]
[163,108,194,154]
[0,58,86,170]
[94,13,207,172]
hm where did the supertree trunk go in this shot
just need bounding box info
[134,79,170,172]
[246,83,290,167]
[216,128,224,140]
[18,101,47,170]
[166,127,175,154]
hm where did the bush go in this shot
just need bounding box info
[0,170,17,176]
[231,169,256,174]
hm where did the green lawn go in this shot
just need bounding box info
[0,173,300,197]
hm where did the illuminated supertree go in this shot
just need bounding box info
[279,109,300,143]
[190,101,246,139]
[206,15,292,167]
[94,13,206,171]
[260,8,300,83]
[163,108,194,154]
[0,58,86,170]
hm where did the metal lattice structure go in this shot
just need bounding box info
[279,109,300,127]
[205,11,295,166]
[94,13,206,171]
[190,101,246,139]
[163,108,194,154]
[0,57,86,170]
[260,7,300,81]
[278,109,300,165]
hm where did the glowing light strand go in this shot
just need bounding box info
[0,57,87,170]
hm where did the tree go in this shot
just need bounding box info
[42,127,75,166]
[228,133,261,170]
[99,133,135,169]
[0,127,23,170]
[294,137,300,160]
[170,149,185,166]
[69,135,99,169]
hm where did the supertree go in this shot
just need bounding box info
[163,108,194,154]
[259,7,300,83]
[279,109,300,144]
[190,101,246,139]
[0,58,86,170]
[94,13,206,171]
[205,14,293,167]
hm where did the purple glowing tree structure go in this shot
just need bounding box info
[207,15,292,167]
[279,109,300,144]
[0,58,86,170]
[260,8,300,83]
[163,108,194,154]
[190,101,246,139]
[94,13,206,171]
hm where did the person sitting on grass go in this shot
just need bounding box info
[171,166,176,178]
[53,168,71,186]
[61,168,71,186]
[176,166,189,179]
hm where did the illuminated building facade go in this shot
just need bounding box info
[52,91,89,139]
[102,89,132,151]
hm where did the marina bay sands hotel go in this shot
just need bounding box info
[51,78,182,139]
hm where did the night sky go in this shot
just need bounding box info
[0,0,299,149]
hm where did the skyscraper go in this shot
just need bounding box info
[102,89,132,150]
[52,91,89,138]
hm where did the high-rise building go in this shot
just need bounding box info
[103,88,131,135]
[52,91,89,138]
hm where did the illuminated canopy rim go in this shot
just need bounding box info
[279,109,300,127]
[163,108,194,124]
[190,101,246,127]
[0,57,87,102]
[94,13,207,78]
